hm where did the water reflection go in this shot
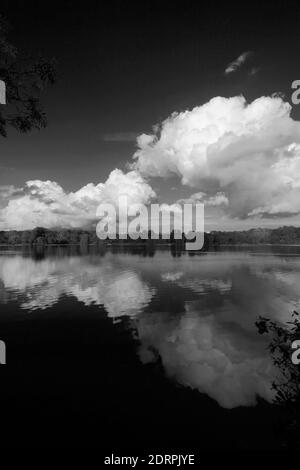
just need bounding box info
[0,253,155,318]
[1,248,300,408]
[137,305,275,408]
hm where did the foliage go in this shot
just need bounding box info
[0,228,92,246]
[0,15,56,137]
[209,226,300,245]
[3,226,300,247]
[256,312,300,447]
[0,228,210,248]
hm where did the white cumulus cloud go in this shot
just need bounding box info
[0,169,156,230]
[3,94,300,229]
[132,95,300,219]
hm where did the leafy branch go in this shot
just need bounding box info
[0,15,56,137]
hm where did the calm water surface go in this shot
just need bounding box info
[0,246,299,448]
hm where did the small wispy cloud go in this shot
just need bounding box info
[249,66,260,77]
[225,51,253,75]
[0,185,22,199]
[0,80,6,104]
[102,132,138,142]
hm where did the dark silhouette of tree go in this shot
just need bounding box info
[256,312,300,448]
[79,233,89,246]
[0,15,56,137]
[30,227,46,244]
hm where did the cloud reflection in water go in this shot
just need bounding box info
[1,250,300,408]
[0,255,155,318]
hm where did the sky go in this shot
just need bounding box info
[1,0,300,231]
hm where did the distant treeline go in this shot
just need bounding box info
[209,226,300,245]
[0,227,199,247]
[0,227,96,246]
[1,226,300,246]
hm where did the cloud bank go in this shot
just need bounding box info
[0,169,155,230]
[132,96,300,219]
[2,95,300,229]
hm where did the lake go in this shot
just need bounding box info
[0,245,299,449]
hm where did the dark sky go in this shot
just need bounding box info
[1,0,300,200]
